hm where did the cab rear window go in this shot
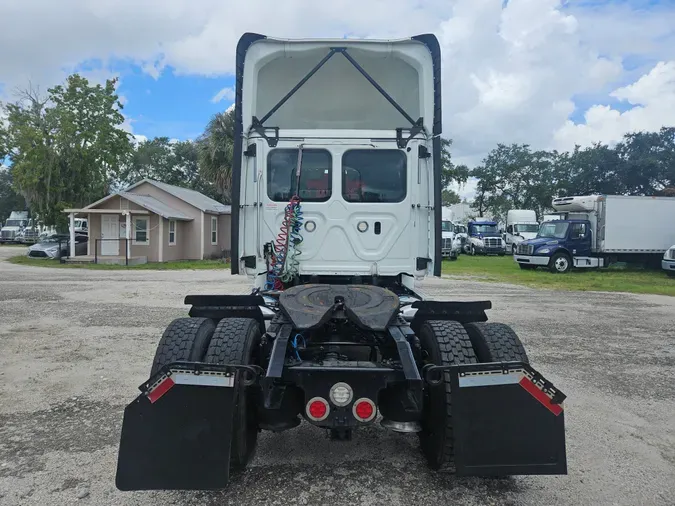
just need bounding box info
[342,150,406,203]
[267,149,331,202]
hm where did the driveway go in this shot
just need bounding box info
[0,245,673,505]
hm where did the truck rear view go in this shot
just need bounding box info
[114,33,567,492]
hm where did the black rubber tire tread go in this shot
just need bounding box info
[417,320,477,471]
[150,317,215,376]
[205,317,261,472]
[464,322,529,364]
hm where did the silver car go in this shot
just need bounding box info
[26,234,88,259]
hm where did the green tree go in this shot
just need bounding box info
[614,127,675,194]
[3,75,132,227]
[442,188,461,206]
[440,138,469,190]
[118,137,221,200]
[0,166,26,222]
[196,109,235,203]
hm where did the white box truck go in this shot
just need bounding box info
[514,195,675,272]
[504,209,538,254]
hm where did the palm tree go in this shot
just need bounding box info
[196,110,235,203]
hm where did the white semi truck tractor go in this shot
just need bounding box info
[115,33,568,491]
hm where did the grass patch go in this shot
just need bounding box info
[7,255,230,270]
[442,255,675,296]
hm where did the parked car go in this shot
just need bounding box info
[663,245,675,277]
[26,234,88,259]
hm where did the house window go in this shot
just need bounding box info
[169,220,176,245]
[211,216,218,245]
[133,217,149,245]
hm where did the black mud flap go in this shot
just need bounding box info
[448,362,567,476]
[115,362,259,491]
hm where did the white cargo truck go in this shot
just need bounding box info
[514,195,675,272]
[504,209,538,254]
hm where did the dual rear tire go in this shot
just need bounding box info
[152,315,529,474]
[150,316,262,474]
[417,320,528,470]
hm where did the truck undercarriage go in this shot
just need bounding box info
[116,282,566,491]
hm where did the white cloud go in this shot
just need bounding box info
[0,0,674,165]
[211,86,235,104]
[553,61,675,149]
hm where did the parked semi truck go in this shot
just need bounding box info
[467,218,506,255]
[0,211,29,244]
[441,207,461,259]
[504,209,538,254]
[514,195,675,273]
[114,33,567,491]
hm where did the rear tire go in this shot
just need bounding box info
[150,317,215,376]
[417,320,477,470]
[205,317,262,472]
[464,322,529,364]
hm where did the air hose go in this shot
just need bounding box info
[266,146,305,290]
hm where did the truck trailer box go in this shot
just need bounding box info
[553,195,675,254]
[601,196,675,253]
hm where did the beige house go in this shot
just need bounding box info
[64,179,231,264]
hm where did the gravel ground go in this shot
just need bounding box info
[0,245,674,506]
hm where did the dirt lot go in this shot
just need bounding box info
[1,245,674,506]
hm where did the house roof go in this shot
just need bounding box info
[127,179,231,214]
[81,179,231,215]
[119,192,193,221]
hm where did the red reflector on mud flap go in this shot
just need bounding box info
[147,377,175,404]
[519,376,563,416]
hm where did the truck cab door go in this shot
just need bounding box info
[567,222,592,257]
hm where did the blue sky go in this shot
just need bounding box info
[118,69,234,141]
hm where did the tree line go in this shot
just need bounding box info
[0,74,236,228]
[470,128,675,221]
[2,72,673,228]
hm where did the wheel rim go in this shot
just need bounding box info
[555,257,569,272]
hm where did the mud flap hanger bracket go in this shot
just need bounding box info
[140,361,266,396]
[422,361,567,405]
[251,46,424,148]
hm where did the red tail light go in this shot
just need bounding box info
[306,397,329,421]
[352,398,376,422]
